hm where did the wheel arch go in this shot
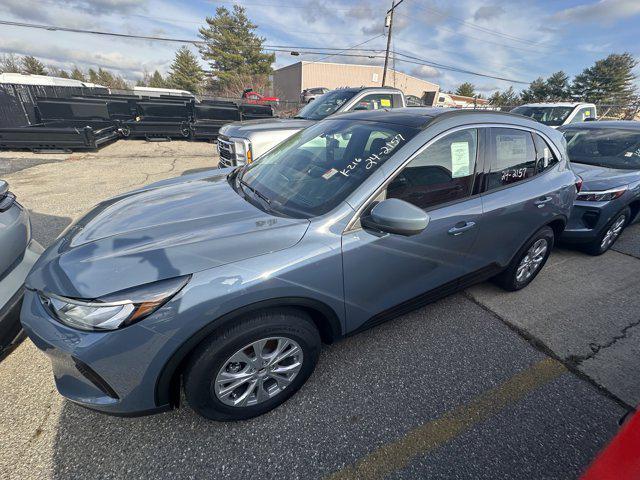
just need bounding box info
[154,297,343,408]
[547,215,567,240]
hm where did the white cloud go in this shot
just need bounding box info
[552,0,640,24]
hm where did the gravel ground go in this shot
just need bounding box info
[0,141,630,479]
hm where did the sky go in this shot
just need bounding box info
[0,0,639,95]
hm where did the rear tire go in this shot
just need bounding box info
[183,308,320,421]
[583,207,630,256]
[494,226,554,291]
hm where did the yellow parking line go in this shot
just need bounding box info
[326,357,566,480]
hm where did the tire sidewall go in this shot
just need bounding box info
[506,227,555,291]
[185,315,320,421]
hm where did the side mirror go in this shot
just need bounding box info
[361,198,429,236]
[353,105,368,111]
[584,117,596,122]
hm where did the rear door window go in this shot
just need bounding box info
[486,128,536,191]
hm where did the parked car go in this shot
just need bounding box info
[511,102,597,128]
[405,94,424,107]
[22,108,577,420]
[559,121,640,254]
[217,87,407,167]
[241,89,280,105]
[300,87,329,103]
[0,180,43,359]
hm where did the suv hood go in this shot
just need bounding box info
[572,162,639,190]
[219,118,314,138]
[26,170,309,299]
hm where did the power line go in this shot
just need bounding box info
[0,18,530,84]
[307,34,386,64]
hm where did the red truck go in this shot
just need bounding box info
[241,89,279,105]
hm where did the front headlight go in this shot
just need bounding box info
[577,185,628,202]
[40,276,190,331]
[233,139,253,164]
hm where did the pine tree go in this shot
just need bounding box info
[572,53,638,105]
[545,71,571,101]
[21,56,47,75]
[70,66,87,82]
[168,46,204,93]
[148,70,167,88]
[199,5,275,93]
[455,82,476,98]
[520,77,548,103]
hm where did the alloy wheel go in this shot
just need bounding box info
[516,238,548,283]
[600,214,626,251]
[213,337,303,407]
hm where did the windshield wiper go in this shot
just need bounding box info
[239,179,272,206]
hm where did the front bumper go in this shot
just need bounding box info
[20,289,180,416]
[561,199,625,243]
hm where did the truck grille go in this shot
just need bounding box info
[217,137,236,167]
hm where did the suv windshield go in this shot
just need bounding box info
[512,106,574,126]
[296,90,357,120]
[235,119,420,218]
[562,127,640,170]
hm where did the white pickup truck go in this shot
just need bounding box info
[511,102,597,128]
[217,87,407,167]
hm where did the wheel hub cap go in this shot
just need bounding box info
[601,215,626,250]
[214,337,304,407]
[516,238,548,283]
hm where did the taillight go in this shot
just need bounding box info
[575,176,583,193]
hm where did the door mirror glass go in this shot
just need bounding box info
[361,198,429,236]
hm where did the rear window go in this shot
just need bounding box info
[563,127,640,170]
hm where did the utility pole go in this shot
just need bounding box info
[382,0,404,86]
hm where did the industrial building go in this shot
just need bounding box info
[273,61,439,103]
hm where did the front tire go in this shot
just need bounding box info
[583,207,630,256]
[494,226,554,291]
[184,308,320,421]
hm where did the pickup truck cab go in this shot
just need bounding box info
[241,89,280,105]
[218,87,407,167]
[511,102,597,128]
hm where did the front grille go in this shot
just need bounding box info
[217,137,236,167]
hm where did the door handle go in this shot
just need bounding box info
[534,196,553,208]
[448,221,476,236]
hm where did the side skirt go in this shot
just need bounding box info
[348,263,503,336]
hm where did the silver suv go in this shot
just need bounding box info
[300,87,329,103]
[217,87,407,167]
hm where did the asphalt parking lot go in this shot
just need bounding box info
[1,140,638,479]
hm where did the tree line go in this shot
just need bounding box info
[0,4,637,107]
[452,53,638,109]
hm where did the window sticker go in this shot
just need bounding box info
[543,147,550,168]
[380,98,391,107]
[322,168,338,179]
[496,134,527,168]
[450,141,471,178]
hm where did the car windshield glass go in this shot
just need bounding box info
[512,106,574,126]
[562,128,640,170]
[237,119,420,218]
[296,90,357,120]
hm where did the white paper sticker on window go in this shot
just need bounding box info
[451,142,471,178]
[496,134,527,169]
